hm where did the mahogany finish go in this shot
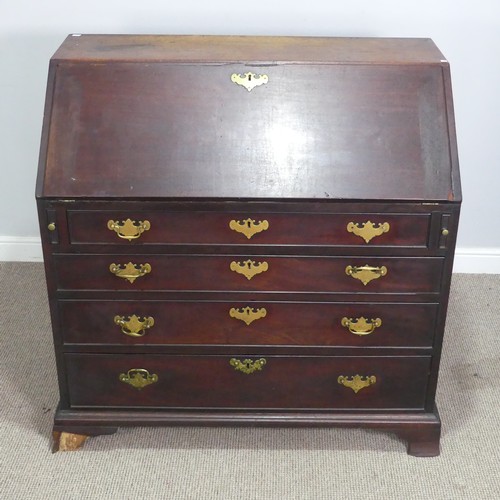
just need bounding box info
[59,300,438,347]
[68,210,432,247]
[54,254,444,293]
[65,354,430,409]
[37,35,461,456]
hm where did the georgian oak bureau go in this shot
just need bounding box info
[37,35,461,455]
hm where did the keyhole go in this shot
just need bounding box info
[248,74,252,81]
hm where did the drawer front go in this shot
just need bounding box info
[68,211,431,247]
[60,300,438,347]
[65,354,430,409]
[54,255,444,293]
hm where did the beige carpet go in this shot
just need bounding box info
[1,263,499,499]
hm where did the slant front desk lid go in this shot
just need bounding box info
[38,35,460,201]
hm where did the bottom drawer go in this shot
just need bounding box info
[65,354,430,410]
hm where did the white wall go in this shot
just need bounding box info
[1,1,499,269]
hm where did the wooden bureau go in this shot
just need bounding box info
[36,35,461,456]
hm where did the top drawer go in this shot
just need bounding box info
[67,211,431,248]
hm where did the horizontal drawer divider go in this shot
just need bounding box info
[61,345,435,356]
[55,291,442,302]
[48,200,450,213]
[52,246,447,258]
[53,247,444,254]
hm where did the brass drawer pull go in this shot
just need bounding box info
[119,369,158,390]
[341,317,382,336]
[109,262,152,283]
[114,314,155,337]
[338,374,376,393]
[231,72,268,92]
[345,264,387,286]
[347,221,390,243]
[229,218,269,239]
[230,259,268,280]
[230,358,267,374]
[229,307,267,326]
[107,218,151,241]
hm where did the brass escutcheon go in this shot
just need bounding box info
[341,317,382,336]
[229,218,269,239]
[230,259,268,280]
[337,374,377,393]
[345,264,387,286]
[229,307,267,326]
[119,369,158,390]
[230,358,267,374]
[114,314,155,337]
[109,262,152,283]
[346,221,390,243]
[107,218,151,241]
[231,72,269,92]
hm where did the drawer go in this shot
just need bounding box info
[67,210,431,248]
[54,255,444,293]
[65,354,431,409]
[60,300,438,347]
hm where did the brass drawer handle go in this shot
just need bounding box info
[107,218,151,241]
[119,369,158,390]
[341,317,382,336]
[230,259,268,280]
[231,72,268,92]
[229,218,269,239]
[338,374,376,393]
[114,314,155,337]
[229,307,267,326]
[345,265,387,286]
[109,262,151,283]
[347,221,390,243]
[230,358,267,374]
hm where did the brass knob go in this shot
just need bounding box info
[442,229,449,236]
[47,222,56,231]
